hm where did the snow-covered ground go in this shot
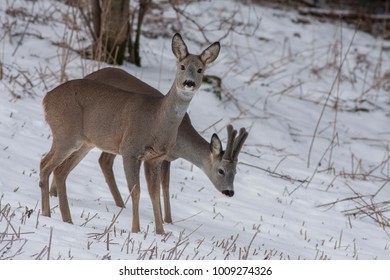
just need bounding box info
[1,0,390,260]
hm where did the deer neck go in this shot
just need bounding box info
[161,82,194,122]
[190,140,211,172]
[173,122,212,174]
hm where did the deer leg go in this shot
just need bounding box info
[49,178,57,197]
[51,144,92,223]
[98,153,125,208]
[39,141,82,218]
[49,147,91,197]
[39,150,55,218]
[161,160,172,224]
[144,160,165,235]
[122,155,141,233]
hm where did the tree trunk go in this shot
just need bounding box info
[128,0,151,66]
[91,0,129,65]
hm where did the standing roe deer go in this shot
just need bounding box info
[50,67,249,223]
[39,33,220,234]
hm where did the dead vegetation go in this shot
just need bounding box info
[1,0,390,259]
[251,0,390,39]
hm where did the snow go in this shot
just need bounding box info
[1,0,390,260]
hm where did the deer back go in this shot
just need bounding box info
[44,79,167,156]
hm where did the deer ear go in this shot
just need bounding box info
[172,33,189,61]
[200,42,220,65]
[210,133,222,156]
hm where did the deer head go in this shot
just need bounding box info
[171,33,220,96]
[207,125,249,197]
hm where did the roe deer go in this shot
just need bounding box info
[39,34,220,234]
[50,67,249,223]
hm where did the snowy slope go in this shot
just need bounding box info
[1,0,390,259]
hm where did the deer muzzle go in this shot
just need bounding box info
[222,190,234,197]
[183,80,196,89]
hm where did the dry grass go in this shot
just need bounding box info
[0,198,31,259]
[1,0,389,260]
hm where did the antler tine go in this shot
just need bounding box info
[223,124,237,160]
[232,127,249,161]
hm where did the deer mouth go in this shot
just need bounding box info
[183,80,195,87]
[182,80,196,91]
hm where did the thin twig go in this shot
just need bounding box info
[307,28,358,168]
[1,211,19,238]
[173,211,203,224]
[240,162,308,183]
[47,227,53,260]
[242,231,258,260]
[199,118,223,134]
[96,194,130,241]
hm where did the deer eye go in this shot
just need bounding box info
[197,68,203,73]
[218,169,225,176]
[181,65,185,70]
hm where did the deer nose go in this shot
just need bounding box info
[222,190,234,197]
[183,80,195,88]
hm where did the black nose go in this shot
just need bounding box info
[222,190,234,197]
[183,80,195,88]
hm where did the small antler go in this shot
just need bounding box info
[223,125,237,161]
[232,127,248,161]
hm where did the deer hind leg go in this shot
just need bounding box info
[122,155,141,233]
[39,140,83,218]
[144,160,165,235]
[161,160,172,224]
[50,145,92,197]
[51,144,92,224]
[98,152,125,208]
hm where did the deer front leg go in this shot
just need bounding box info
[144,160,165,235]
[122,155,141,233]
[98,153,125,208]
[161,160,172,224]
